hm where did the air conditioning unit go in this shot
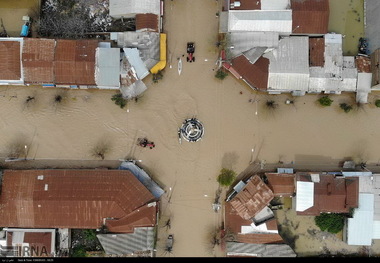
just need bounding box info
[230,1,241,9]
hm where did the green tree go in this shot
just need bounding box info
[340,103,353,113]
[318,96,333,106]
[217,168,236,187]
[375,99,380,108]
[215,69,228,80]
[314,213,345,234]
[111,93,127,109]
[72,245,86,257]
[83,229,97,241]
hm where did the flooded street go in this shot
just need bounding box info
[0,0,379,257]
[328,0,364,55]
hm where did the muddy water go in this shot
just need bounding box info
[328,0,365,55]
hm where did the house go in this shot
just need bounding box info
[97,227,154,256]
[226,242,296,257]
[342,172,380,246]
[265,172,295,197]
[0,38,23,85]
[291,0,329,35]
[295,172,359,216]
[224,174,295,257]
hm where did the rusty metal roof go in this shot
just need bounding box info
[291,0,329,34]
[356,55,371,73]
[265,173,295,197]
[230,0,261,10]
[54,40,98,85]
[225,203,284,244]
[229,175,274,220]
[309,37,325,67]
[296,173,359,215]
[371,49,380,86]
[0,170,156,232]
[136,14,159,32]
[230,55,269,91]
[0,41,21,80]
[22,38,55,83]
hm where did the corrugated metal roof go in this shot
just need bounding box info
[97,227,154,255]
[347,193,374,246]
[309,38,324,67]
[229,175,274,220]
[228,32,279,59]
[109,0,160,18]
[22,38,55,83]
[95,48,120,88]
[219,12,229,33]
[136,13,159,32]
[265,173,295,197]
[291,0,329,34]
[228,10,292,34]
[226,242,296,257]
[54,40,98,85]
[371,49,380,86]
[243,47,267,64]
[123,48,149,79]
[295,181,314,212]
[0,170,156,231]
[267,37,309,91]
[374,174,380,221]
[230,55,269,91]
[114,32,160,70]
[0,41,21,80]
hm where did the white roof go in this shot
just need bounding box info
[241,222,278,234]
[261,0,290,10]
[95,48,120,88]
[373,221,380,239]
[267,37,309,91]
[123,48,149,80]
[347,193,374,246]
[228,31,279,58]
[373,174,380,221]
[296,181,314,212]
[356,72,372,103]
[228,10,292,34]
[109,0,160,18]
[308,34,358,93]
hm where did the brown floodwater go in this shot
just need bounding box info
[328,0,365,56]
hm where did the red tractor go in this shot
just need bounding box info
[186,42,195,63]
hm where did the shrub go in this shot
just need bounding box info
[72,245,86,257]
[314,213,345,234]
[340,103,353,113]
[111,93,127,109]
[217,168,236,187]
[266,100,278,109]
[375,100,380,108]
[215,69,228,80]
[318,96,333,106]
[83,229,97,242]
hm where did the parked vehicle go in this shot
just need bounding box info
[186,42,195,62]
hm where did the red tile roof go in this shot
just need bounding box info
[309,37,325,67]
[136,13,159,32]
[0,41,21,80]
[291,0,329,34]
[296,173,359,216]
[0,170,156,232]
[265,173,295,197]
[22,38,55,83]
[7,231,54,257]
[229,175,274,220]
[230,55,269,91]
[54,40,97,85]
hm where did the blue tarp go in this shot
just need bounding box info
[118,161,164,199]
[20,24,29,37]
